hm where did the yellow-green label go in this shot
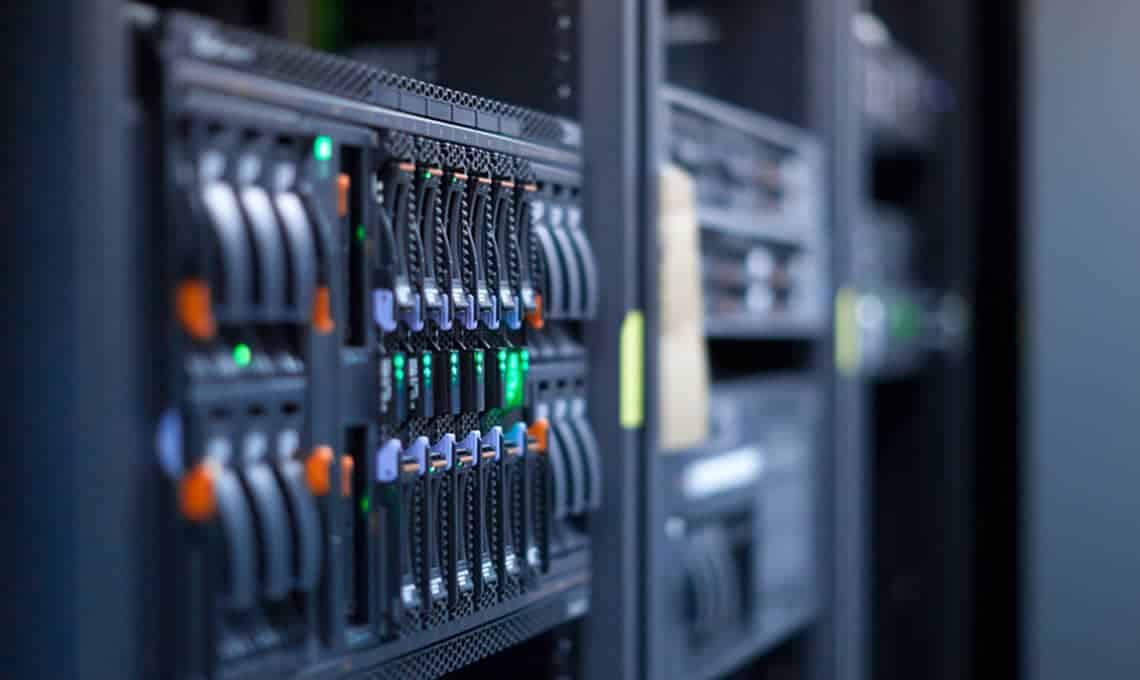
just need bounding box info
[835,287,859,376]
[620,310,645,429]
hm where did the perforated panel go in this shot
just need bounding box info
[353,594,575,680]
[168,12,575,148]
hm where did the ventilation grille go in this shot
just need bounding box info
[358,593,574,680]
[184,17,380,102]
[170,12,577,149]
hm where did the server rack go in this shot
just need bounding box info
[627,1,859,679]
[3,1,987,679]
[622,1,980,679]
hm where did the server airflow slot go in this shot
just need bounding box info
[343,145,367,347]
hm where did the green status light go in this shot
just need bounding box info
[360,497,370,514]
[889,298,922,341]
[356,225,366,242]
[505,350,524,407]
[393,353,406,369]
[313,135,333,161]
[423,171,433,180]
[233,343,252,367]
[422,353,432,368]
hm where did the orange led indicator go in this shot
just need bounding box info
[526,294,545,329]
[176,278,216,341]
[527,418,550,454]
[336,173,351,217]
[179,462,216,521]
[306,445,334,496]
[340,456,354,497]
[312,286,335,334]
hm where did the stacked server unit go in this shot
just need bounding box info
[666,86,827,339]
[650,378,822,679]
[846,17,962,378]
[643,78,828,679]
[135,9,601,678]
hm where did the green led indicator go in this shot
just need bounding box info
[233,343,252,367]
[889,299,922,341]
[423,171,433,179]
[497,349,508,363]
[450,176,458,183]
[505,350,524,407]
[313,135,333,161]
[395,369,405,382]
[360,497,370,514]
[356,224,366,241]
[422,353,432,368]
[450,351,459,366]
[393,353,406,369]
[424,367,432,379]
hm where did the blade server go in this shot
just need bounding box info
[133,7,602,678]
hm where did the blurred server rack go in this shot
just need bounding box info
[637,1,848,679]
[845,5,976,680]
[639,1,977,680]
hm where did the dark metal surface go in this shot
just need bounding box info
[175,62,582,167]
[974,1,1021,677]
[921,4,976,679]
[2,1,149,679]
[578,1,649,678]
[807,0,868,679]
[1024,1,1140,678]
